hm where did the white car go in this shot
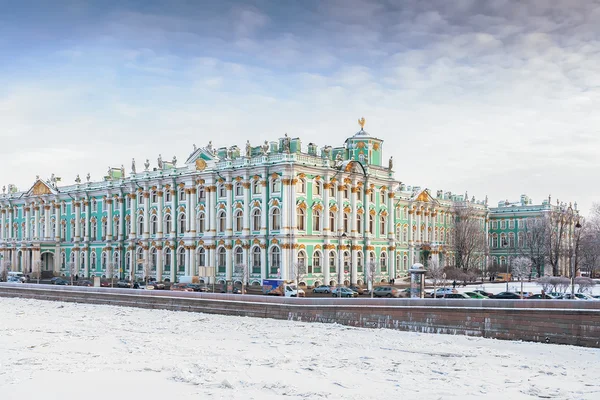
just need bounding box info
[429,288,456,298]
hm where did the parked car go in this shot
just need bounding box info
[464,291,489,299]
[492,292,522,299]
[7,276,22,283]
[348,285,364,295]
[429,287,456,298]
[313,285,332,294]
[117,280,132,288]
[443,293,471,299]
[99,280,111,288]
[528,293,558,299]
[372,286,400,298]
[398,288,412,298]
[514,291,534,298]
[170,283,193,292]
[50,277,64,284]
[147,281,166,290]
[332,287,358,298]
[78,280,93,287]
[472,289,494,298]
[54,278,69,285]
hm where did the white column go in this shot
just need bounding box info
[209,186,217,236]
[34,205,40,240]
[157,191,164,237]
[82,201,89,241]
[204,187,212,235]
[351,186,358,237]
[118,198,124,241]
[226,183,233,235]
[0,209,5,240]
[143,247,150,279]
[189,245,196,276]
[25,206,31,240]
[143,191,150,239]
[44,205,50,240]
[225,247,232,280]
[54,203,61,241]
[130,194,138,238]
[260,180,268,235]
[8,208,14,240]
[388,191,394,237]
[323,179,330,237]
[107,199,113,240]
[260,245,267,279]
[243,180,250,234]
[74,202,81,241]
[169,189,176,238]
[189,188,196,235]
[157,247,163,280]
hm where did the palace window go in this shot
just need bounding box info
[296,179,306,194]
[198,187,205,200]
[150,215,158,235]
[312,210,321,232]
[235,182,243,197]
[165,190,171,202]
[92,199,97,212]
[297,208,306,231]
[369,191,375,203]
[271,178,281,193]
[178,189,185,202]
[329,251,336,273]
[164,214,172,234]
[314,182,322,196]
[252,247,261,274]
[271,208,281,231]
[164,248,171,272]
[356,213,362,234]
[344,187,349,199]
[357,251,363,272]
[177,247,185,272]
[218,211,226,233]
[178,214,185,235]
[252,209,261,231]
[343,213,349,233]
[380,216,386,237]
[403,226,408,242]
[312,251,322,274]
[252,180,261,195]
[369,214,374,234]
[198,213,205,234]
[380,191,385,204]
[234,247,243,266]
[509,219,515,229]
[270,247,281,273]
[329,211,336,232]
[217,247,226,272]
[151,191,158,204]
[198,248,206,267]
[137,216,144,235]
[380,252,387,272]
[218,185,226,198]
[234,210,243,232]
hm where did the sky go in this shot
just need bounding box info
[1,0,599,214]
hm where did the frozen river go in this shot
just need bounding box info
[1,297,599,399]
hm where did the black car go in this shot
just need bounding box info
[492,292,521,299]
[54,278,69,285]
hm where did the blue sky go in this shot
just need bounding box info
[1,0,599,213]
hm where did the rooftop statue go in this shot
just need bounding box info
[86,173,91,182]
[172,156,177,167]
[158,154,163,169]
[144,159,150,171]
[388,156,393,170]
[206,141,214,154]
[283,133,291,153]
[131,158,136,174]
[261,140,269,155]
[246,140,252,158]
[358,117,366,129]
[75,174,81,184]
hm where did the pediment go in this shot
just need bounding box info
[26,179,58,197]
[411,189,437,204]
[185,147,217,170]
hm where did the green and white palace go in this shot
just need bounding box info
[0,120,578,285]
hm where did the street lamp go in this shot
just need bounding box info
[570,219,582,297]
[502,237,509,291]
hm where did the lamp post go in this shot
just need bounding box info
[570,217,582,297]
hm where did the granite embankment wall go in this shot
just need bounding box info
[1,283,599,348]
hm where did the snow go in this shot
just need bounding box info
[429,281,600,296]
[1,298,599,399]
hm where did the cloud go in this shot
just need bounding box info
[1,0,599,213]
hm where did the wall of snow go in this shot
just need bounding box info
[1,283,599,348]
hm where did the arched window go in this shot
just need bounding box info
[235,182,243,197]
[343,213,349,233]
[312,210,321,232]
[150,215,158,235]
[126,219,131,236]
[137,216,144,235]
[198,187,205,200]
[252,209,261,231]
[329,184,335,197]
[80,252,86,271]
[164,214,172,234]
[312,251,322,273]
[357,213,362,234]
[380,252,387,272]
[403,255,408,270]
[177,247,185,272]
[296,178,305,193]
[91,251,97,269]
[218,211,226,233]
[91,220,97,239]
[271,178,281,193]
[329,251,336,273]
[297,208,306,231]
[101,251,107,270]
[270,247,281,273]
[357,252,363,272]
[234,210,243,232]
[297,251,306,268]
[380,216,386,237]
[403,226,408,243]
[314,181,322,196]
[217,247,226,270]
[150,247,157,270]
[136,248,143,271]
[198,213,205,233]
[271,208,281,231]
[126,252,131,271]
[61,251,66,269]
[369,251,376,264]
[178,214,185,235]
[113,251,119,268]
[218,184,226,198]
[329,211,335,232]
[51,220,56,238]
[252,246,261,273]
[369,214,374,234]
[234,247,243,266]
[518,233,524,248]
[164,248,171,271]
[178,189,186,201]
[509,233,515,248]
[102,220,108,237]
[198,248,206,267]
[252,180,261,195]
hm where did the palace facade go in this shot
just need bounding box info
[0,120,577,285]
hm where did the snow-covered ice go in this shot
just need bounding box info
[1,297,599,400]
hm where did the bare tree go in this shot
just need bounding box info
[511,256,532,298]
[450,204,487,271]
[290,262,307,292]
[367,260,377,298]
[426,258,444,298]
[579,231,600,279]
[519,217,549,278]
[68,262,76,285]
[0,261,7,282]
[537,276,570,294]
[234,263,250,294]
[106,262,115,288]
